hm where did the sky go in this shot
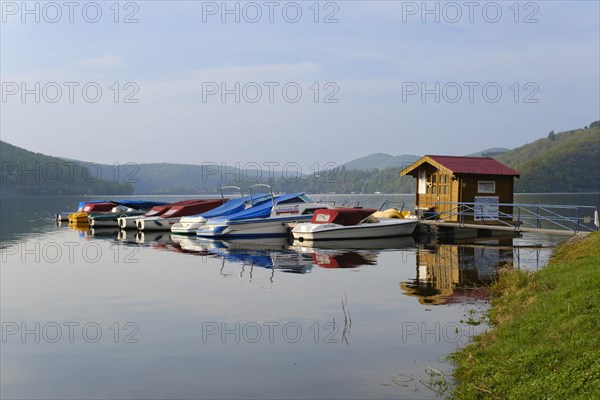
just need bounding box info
[1,0,599,171]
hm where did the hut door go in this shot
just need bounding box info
[435,173,456,221]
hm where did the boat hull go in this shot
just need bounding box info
[137,217,181,231]
[90,211,145,227]
[197,216,311,238]
[171,218,207,234]
[68,212,90,225]
[292,219,418,241]
[118,216,140,229]
[90,219,119,227]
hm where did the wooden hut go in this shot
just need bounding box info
[399,155,519,222]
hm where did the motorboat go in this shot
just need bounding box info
[292,207,419,241]
[89,206,146,227]
[136,199,226,231]
[56,200,112,221]
[196,185,332,238]
[68,201,117,224]
[118,199,201,229]
[60,200,166,223]
[88,200,169,227]
[171,187,272,234]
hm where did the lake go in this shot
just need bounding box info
[1,193,598,399]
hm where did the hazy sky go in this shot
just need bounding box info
[1,1,599,170]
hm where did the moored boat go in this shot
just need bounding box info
[88,201,168,227]
[136,199,226,231]
[60,200,166,223]
[292,207,419,241]
[171,187,272,234]
[197,185,332,238]
[68,201,117,224]
[118,199,201,229]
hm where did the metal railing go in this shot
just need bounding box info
[419,202,599,234]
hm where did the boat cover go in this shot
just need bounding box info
[82,202,117,212]
[115,200,169,209]
[185,195,272,219]
[78,200,112,211]
[144,199,216,217]
[209,193,306,223]
[310,208,377,226]
[161,199,226,218]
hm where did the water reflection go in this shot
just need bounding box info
[61,223,554,296]
[400,236,549,305]
[3,195,589,400]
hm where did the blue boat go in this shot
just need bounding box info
[196,185,332,238]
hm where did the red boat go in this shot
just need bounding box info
[137,199,227,231]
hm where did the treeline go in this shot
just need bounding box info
[266,167,415,194]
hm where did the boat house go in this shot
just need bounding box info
[399,155,520,221]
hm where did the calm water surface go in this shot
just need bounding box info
[1,194,598,399]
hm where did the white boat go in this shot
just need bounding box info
[171,187,270,234]
[197,185,332,238]
[292,207,419,241]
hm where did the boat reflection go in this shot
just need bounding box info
[203,237,314,274]
[89,227,120,240]
[291,236,415,269]
[400,236,530,305]
[292,236,416,250]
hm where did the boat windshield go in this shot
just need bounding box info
[278,194,314,204]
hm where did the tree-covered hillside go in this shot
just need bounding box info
[3,121,597,195]
[496,123,599,193]
[268,166,415,194]
[0,141,134,195]
[342,153,420,170]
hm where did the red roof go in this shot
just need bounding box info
[426,155,519,176]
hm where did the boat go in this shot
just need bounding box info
[68,201,117,224]
[292,207,419,241]
[171,187,272,234]
[89,207,146,227]
[59,200,166,223]
[118,199,201,229]
[196,184,332,238]
[88,200,168,227]
[56,200,112,221]
[136,199,226,231]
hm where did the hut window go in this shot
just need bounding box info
[478,181,496,193]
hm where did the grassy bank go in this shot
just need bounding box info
[451,232,600,399]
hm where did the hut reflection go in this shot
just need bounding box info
[400,237,516,305]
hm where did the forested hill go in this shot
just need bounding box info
[495,122,600,193]
[0,141,134,195]
[2,121,597,195]
[342,153,420,170]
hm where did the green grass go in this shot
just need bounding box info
[450,232,600,399]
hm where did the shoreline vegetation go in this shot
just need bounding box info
[450,232,600,399]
